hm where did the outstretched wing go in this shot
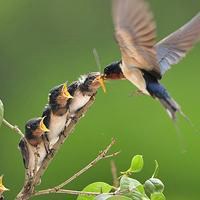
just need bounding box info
[156,13,200,75]
[113,0,161,79]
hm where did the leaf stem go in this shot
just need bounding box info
[2,118,24,137]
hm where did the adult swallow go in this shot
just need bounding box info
[67,72,106,117]
[42,83,73,149]
[18,117,49,176]
[104,0,200,120]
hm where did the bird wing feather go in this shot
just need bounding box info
[156,12,200,75]
[18,138,29,169]
[113,0,161,79]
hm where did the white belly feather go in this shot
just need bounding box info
[69,91,91,115]
[120,63,150,95]
[48,112,68,148]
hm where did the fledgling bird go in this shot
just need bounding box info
[18,117,49,177]
[67,72,106,118]
[42,83,73,149]
[104,0,200,120]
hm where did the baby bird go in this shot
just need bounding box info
[104,0,200,120]
[42,83,73,149]
[18,117,49,177]
[67,72,106,117]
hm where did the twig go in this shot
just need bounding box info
[34,189,116,197]
[53,139,116,190]
[2,118,24,138]
[33,139,118,197]
[110,160,119,188]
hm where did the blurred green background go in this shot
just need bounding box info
[1,0,200,199]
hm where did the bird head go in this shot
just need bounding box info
[25,117,49,137]
[79,72,106,93]
[48,82,73,108]
[103,60,125,80]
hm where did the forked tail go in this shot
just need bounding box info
[158,97,180,120]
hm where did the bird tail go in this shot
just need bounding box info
[158,96,181,120]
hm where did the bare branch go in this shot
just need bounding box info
[53,139,116,190]
[3,118,24,138]
[110,160,119,188]
[34,188,116,197]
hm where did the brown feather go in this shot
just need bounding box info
[113,0,161,78]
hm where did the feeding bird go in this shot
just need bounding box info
[104,0,200,120]
[18,117,49,177]
[67,72,106,118]
[42,83,73,149]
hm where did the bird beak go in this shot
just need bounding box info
[39,117,50,132]
[62,83,73,99]
[93,75,106,93]
[0,175,9,192]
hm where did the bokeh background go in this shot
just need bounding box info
[1,0,200,199]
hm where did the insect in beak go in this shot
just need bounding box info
[61,83,73,99]
[39,117,50,132]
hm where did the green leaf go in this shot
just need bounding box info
[95,194,113,200]
[120,176,142,192]
[128,155,144,174]
[152,160,159,178]
[144,178,164,195]
[77,182,112,200]
[119,176,149,200]
[151,192,166,200]
[0,99,4,127]
[107,196,132,200]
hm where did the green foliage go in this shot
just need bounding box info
[0,99,4,127]
[122,155,144,175]
[107,196,132,200]
[77,182,112,200]
[80,156,166,200]
[151,192,166,200]
[152,161,159,178]
[144,178,164,194]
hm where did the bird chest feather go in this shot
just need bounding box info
[69,91,91,114]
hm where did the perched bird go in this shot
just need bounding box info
[42,83,73,149]
[67,72,106,117]
[18,117,49,177]
[104,0,200,120]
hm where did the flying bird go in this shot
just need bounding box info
[18,117,49,177]
[104,0,200,120]
[42,83,73,149]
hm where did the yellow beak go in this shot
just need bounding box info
[62,83,73,99]
[97,76,106,93]
[0,176,9,192]
[39,117,50,132]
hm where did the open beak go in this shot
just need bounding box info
[39,117,50,132]
[62,83,73,99]
[0,176,9,192]
[94,75,106,93]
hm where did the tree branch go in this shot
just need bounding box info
[34,189,116,197]
[3,118,24,138]
[33,139,118,197]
